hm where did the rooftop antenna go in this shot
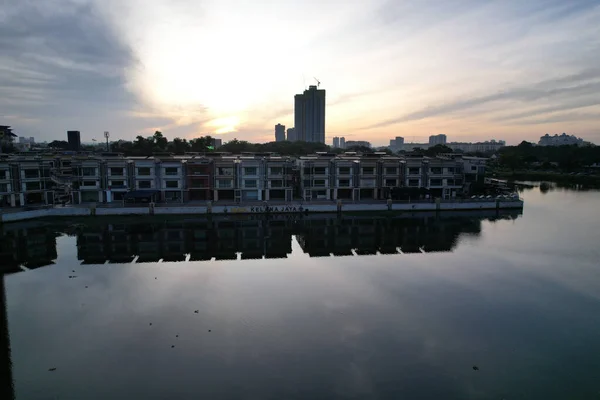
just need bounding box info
[314,77,321,88]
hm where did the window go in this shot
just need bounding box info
[217,179,232,188]
[165,180,179,189]
[338,179,350,187]
[303,179,311,188]
[303,167,311,175]
[269,167,283,175]
[270,180,283,188]
[338,167,351,175]
[314,167,327,175]
[110,167,124,176]
[447,167,455,173]
[471,166,477,171]
[25,182,41,191]
[217,167,233,176]
[24,169,39,179]
[430,167,442,174]
[362,167,375,175]
[165,167,179,176]
[361,179,376,187]
[0,183,8,192]
[408,179,419,187]
[82,167,96,176]
[430,179,443,186]
[111,180,125,187]
[138,180,152,189]
[455,179,463,186]
[244,167,257,175]
[137,167,151,176]
[314,179,326,187]
[408,167,420,175]
[191,180,207,188]
[446,179,455,186]
[244,179,257,188]
[385,167,397,175]
[82,180,96,187]
[385,179,396,187]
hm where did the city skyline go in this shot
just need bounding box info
[1,0,599,146]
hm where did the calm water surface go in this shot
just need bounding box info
[2,186,600,399]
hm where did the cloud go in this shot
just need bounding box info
[2,0,600,144]
[363,68,600,130]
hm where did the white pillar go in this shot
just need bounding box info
[265,190,270,201]
[19,193,25,205]
[10,194,16,207]
[333,189,338,200]
[257,190,262,201]
[214,190,219,201]
[106,190,112,203]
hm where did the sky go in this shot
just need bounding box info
[1,0,599,146]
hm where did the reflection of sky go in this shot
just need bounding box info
[5,188,600,399]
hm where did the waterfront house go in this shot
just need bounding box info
[264,155,294,202]
[213,156,236,201]
[185,155,213,201]
[332,155,357,200]
[157,156,185,203]
[379,155,403,199]
[71,156,104,203]
[103,154,130,202]
[237,155,264,202]
[298,154,333,201]
[16,156,54,205]
[0,158,15,207]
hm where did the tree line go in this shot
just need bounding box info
[496,141,600,171]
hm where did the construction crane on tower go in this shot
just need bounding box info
[314,77,321,88]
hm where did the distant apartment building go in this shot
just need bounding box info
[294,85,326,143]
[389,136,405,150]
[339,137,346,149]
[345,140,371,148]
[429,134,447,145]
[332,137,340,148]
[538,133,589,146]
[275,124,286,142]
[286,128,296,142]
[67,131,81,151]
[212,138,222,149]
[445,140,505,153]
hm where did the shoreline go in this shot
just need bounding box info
[0,199,524,223]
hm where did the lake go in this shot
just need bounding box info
[2,185,600,399]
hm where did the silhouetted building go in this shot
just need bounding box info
[287,128,296,142]
[340,137,345,149]
[67,130,81,151]
[294,85,326,143]
[333,137,340,148]
[275,124,286,142]
[429,134,447,145]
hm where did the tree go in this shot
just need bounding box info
[48,140,70,150]
[424,144,452,157]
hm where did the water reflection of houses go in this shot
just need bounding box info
[0,224,58,269]
[73,210,521,263]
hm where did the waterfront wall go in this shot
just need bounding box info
[0,200,524,223]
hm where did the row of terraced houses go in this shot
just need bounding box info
[0,152,486,207]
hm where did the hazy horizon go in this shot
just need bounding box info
[1,0,599,146]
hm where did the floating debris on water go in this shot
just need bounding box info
[194,310,199,314]
[48,368,56,372]
[171,345,175,348]
[472,365,479,371]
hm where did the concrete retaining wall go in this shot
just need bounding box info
[1,200,524,223]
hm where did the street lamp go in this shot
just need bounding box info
[104,131,110,152]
